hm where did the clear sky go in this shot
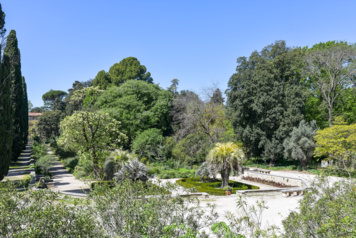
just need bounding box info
[2,0,356,107]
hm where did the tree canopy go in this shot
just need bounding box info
[93,57,153,89]
[305,41,356,126]
[227,41,306,165]
[42,89,67,111]
[96,80,172,146]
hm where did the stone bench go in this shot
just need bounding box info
[257,169,271,174]
[281,188,305,197]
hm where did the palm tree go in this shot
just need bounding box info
[206,142,245,187]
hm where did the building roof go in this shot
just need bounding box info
[28,112,43,116]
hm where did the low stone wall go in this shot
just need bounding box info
[243,171,304,187]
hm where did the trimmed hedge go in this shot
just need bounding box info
[176,177,259,196]
[90,181,170,195]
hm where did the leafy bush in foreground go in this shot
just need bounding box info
[0,182,102,237]
[282,177,356,237]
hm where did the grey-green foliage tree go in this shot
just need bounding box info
[0,3,12,180]
[283,120,318,171]
[42,89,67,111]
[4,29,27,161]
[132,128,164,161]
[305,41,356,127]
[227,41,306,165]
[93,57,153,89]
[96,80,173,147]
[36,110,65,141]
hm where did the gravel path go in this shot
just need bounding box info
[49,154,90,196]
[158,169,344,231]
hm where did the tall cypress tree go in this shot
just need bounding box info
[22,76,28,145]
[0,3,13,180]
[4,30,24,161]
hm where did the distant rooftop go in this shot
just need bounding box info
[28,112,42,116]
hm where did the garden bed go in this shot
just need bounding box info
[242,176,295,188]
[176,177,259,196]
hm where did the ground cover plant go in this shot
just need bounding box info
[176,177,259,196]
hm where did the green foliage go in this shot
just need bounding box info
[0,182,103,237]
[64,80,93,115]
[159,168,195,179]
[31,141,47,160]
[305,41,356,126]
[62,157,79,173]
[227,41,306,164]
[90,180,115,190]
[314,118,356,167]
[172,133,211,165]
[0,7,13,180]
[335,87,356,124]
[283,120,318,170]
[132,128,164,161]
[58,110,126,177]
[93,57,153,89]
[42,89,67,111]
[176,177,259,196]
[36,110,64,141]
[90,179,218,237]
[283,177,356,237]
[74,153,94,179]
[96,80,173,146]
[35,155,54,176]
[211,222,246,238]
[5,30,27,161]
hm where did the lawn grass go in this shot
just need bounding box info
[176,177,259,196]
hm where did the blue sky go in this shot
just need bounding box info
[2,0,356,107]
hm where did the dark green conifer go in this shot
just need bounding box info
[4,30,25,161]
[0,3,13,180]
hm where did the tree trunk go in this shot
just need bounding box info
[269,159,276,167]
[328,106,333,127]
[92,149,100,178]
[220,164,230,188]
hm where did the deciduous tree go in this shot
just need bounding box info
[314,117,356,168]
[305,41,356,126]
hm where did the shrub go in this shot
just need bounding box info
[90,181,116,190]
[115,160,149,182]
[104,159,116,180]
[54,145,77,159]
[282,177,356,237]
[90,179,218,237]
[62,157,79,173]
[0,182,102,237]
[35,155,54,176]
[132,128,165,161]
[32,141,47,160]
[176,177,259,196]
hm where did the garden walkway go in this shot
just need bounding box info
[4,143,34,181]
[48,151,90,197]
